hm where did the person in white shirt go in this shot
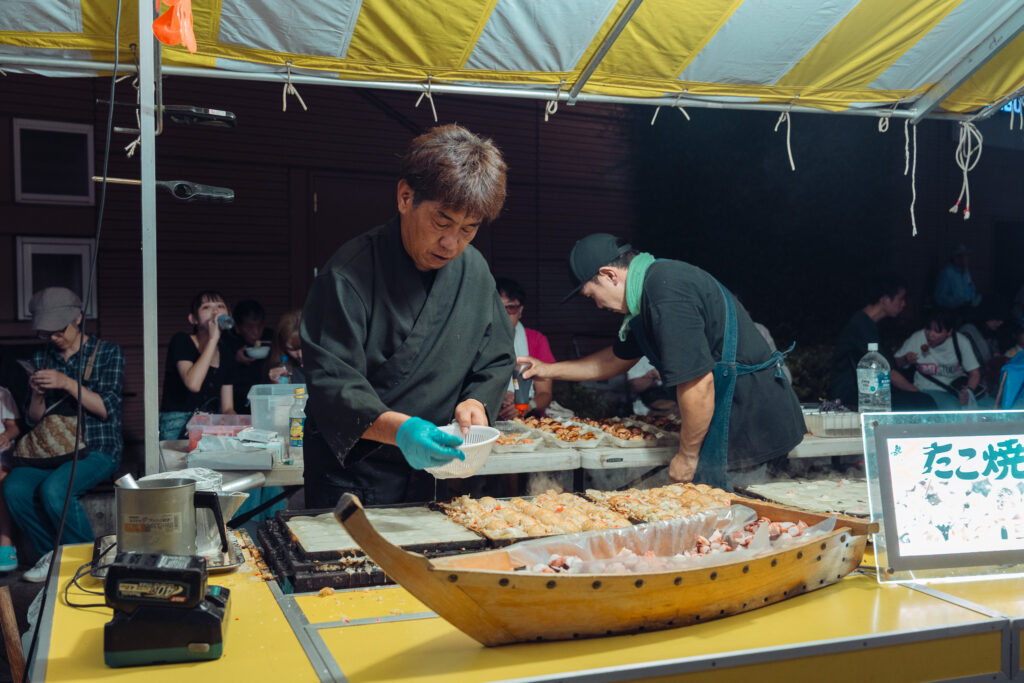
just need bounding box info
[896,308,982,410]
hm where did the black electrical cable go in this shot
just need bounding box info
[21,2,122,678]
[63,542,117,609]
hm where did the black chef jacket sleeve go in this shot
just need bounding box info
[301,269,391,458]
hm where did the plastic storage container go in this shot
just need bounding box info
[802,411,860,438]
[185,413,252,451]
[248,383,306,442]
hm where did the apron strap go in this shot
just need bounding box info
[693,281,738,489]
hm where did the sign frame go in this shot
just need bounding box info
[863,410,1024,583]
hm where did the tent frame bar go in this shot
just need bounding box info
[0,54,975,121]
[137,6,160,476]
[910,3,1024,124]
[971,85,1024,122]
[567,0,645,105]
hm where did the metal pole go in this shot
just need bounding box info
[567,0,644,104]
[0,54,978,121]
[138,0,160,475]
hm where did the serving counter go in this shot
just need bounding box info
[31,541,1023,682]
[159,439,304,487]
[157,433,861,488]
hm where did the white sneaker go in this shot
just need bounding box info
[22,551,53,583]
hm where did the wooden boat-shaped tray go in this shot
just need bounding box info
[335,493,877,646]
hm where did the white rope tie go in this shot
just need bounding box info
[1011,97,1024,131]
[948,121,982,220]
[773,110,796,171]
[650,94,691,126]
[124,72,141,157]
[904,120,918,236]
[0,68,6,77]
[415,75,438,123]
[903,119,910,175]
[878,99,901,134]
[544,98,558,123]
[672,93,690,121]
[125,109,141,157]
[282,62,308,112]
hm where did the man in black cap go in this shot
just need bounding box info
[518,234,804,488]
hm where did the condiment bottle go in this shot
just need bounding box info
[512,363,533,416]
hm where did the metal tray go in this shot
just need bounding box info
[575,418,664,448]
[275,504,488,562]
[204,535,246,573]
[538,422,605,449]
[492,421,544,453]
[622,417,678,443]
[89,533,245,577]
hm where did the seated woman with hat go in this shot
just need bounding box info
[3,287,124,581]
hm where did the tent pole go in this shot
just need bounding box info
[138,1,160,475]
[567,0,644,105]
[909,3,1024,124]
[0,54,975,121]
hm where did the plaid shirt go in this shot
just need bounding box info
[30,335,125,459]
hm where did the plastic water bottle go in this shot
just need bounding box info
[288,386,306,467]
[276,354,291,384]
[857,343,892,412]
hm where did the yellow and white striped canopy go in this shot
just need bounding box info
[3,0,1024,119]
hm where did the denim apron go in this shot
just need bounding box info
[630,279,790,490]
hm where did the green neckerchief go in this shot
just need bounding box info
[617,252,655,341]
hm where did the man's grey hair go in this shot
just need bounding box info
[399,124,507,223]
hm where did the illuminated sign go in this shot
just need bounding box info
[872,418,1024,571]
[1000,99,1022,114]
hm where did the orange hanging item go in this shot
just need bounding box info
[152,0,197,54]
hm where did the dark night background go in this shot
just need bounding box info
[621,106,1024,389]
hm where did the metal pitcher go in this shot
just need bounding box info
[115,477,227,556]
[196,491,249,556]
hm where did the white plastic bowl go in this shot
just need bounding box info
[245,345,271,359]
[425,424,500,479]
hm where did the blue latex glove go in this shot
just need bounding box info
[396,417,465,470]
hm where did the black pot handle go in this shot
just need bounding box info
[194,490,228,552]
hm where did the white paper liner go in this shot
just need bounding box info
[504,505,836,574]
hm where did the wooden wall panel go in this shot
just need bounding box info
[1,72,637,465]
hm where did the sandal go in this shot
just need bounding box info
[0,545,17,572]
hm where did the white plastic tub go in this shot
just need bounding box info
[803,411,860,438]
[247,383,306,441]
